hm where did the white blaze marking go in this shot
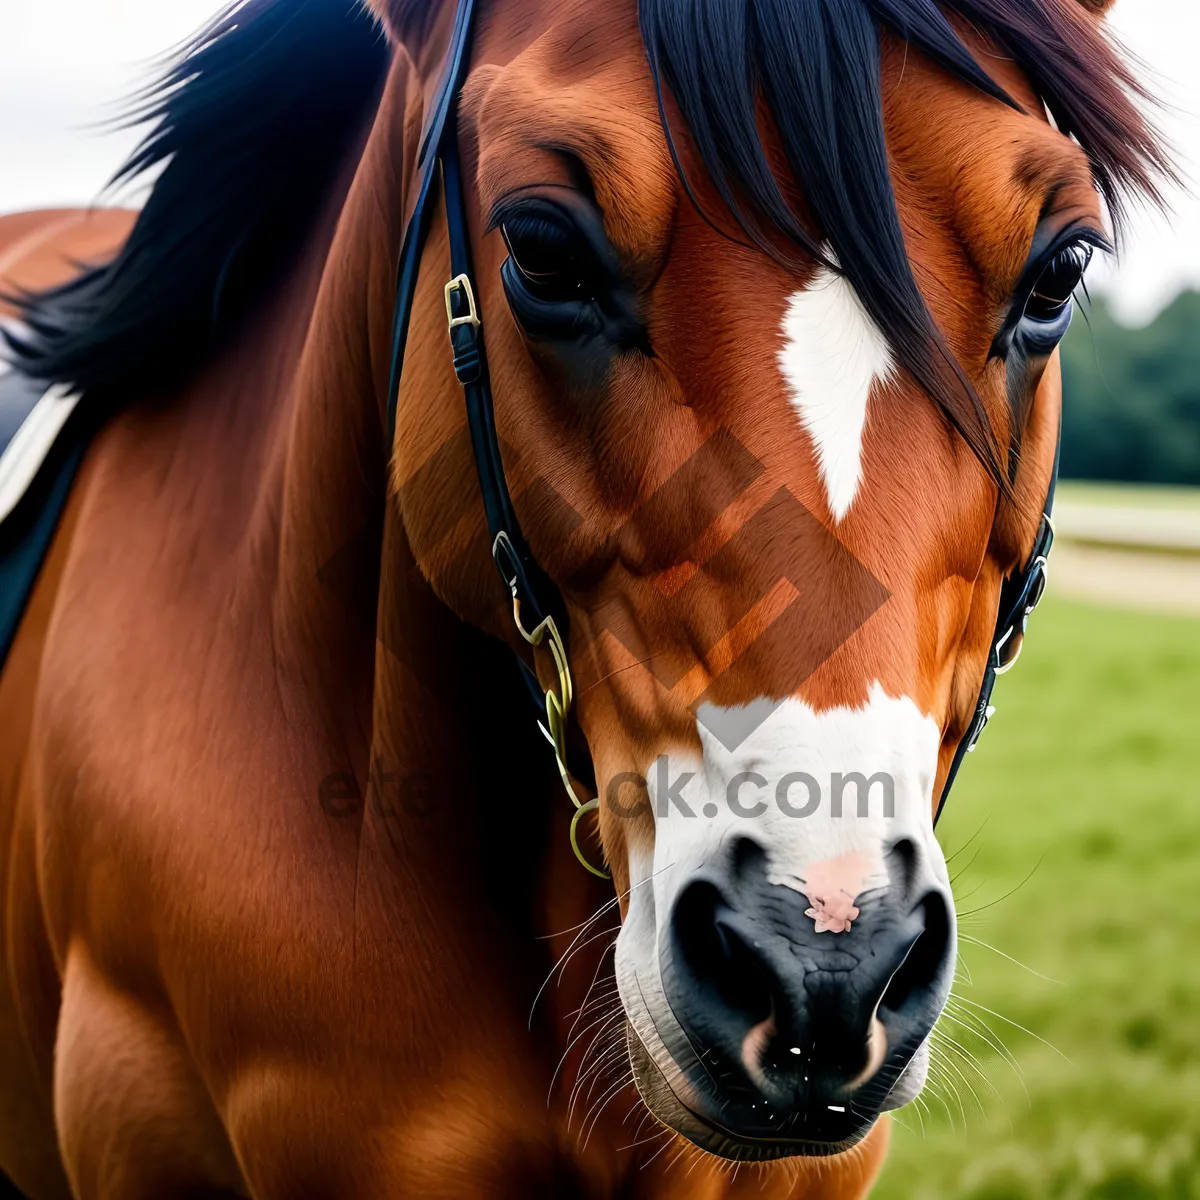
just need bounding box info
[635,683,943,910]
[778,267,894,522]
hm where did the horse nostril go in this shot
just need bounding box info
[671,880,773,1029]
[879,889,952,1020]
[731,835,766,881]
[889,836,920,899]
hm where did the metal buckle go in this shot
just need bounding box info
[967,704,996,752]
[444,273,480,331]
[994,554,1049,676]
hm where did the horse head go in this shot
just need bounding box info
[375,0,1159,1162]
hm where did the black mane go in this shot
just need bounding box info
[5,0,388,403]
[641,0,1170,482]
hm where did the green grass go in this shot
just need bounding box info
[874,598,1200,1200]
[1057,481,1200,513]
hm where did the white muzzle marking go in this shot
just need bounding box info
[616,682,949,1104]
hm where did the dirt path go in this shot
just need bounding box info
[1047,498,1200,615]
[1049,542,1200,617]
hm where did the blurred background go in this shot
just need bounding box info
[2,1,1197,1196]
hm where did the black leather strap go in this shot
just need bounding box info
[442,130,562,630]
[386,0,563,638]
[385,0,481,446]
[934,430,1061,825]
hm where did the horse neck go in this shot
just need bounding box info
[263,42,614,1075]
[261,46,573,895]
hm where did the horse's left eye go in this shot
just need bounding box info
[1023,241,1093,323]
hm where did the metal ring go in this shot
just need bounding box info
[570,798,610,879]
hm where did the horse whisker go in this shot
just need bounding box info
[958,932,1061,984]
[553,925,621,993]
[932,1030,1005,1104]
[955,858,1044,920]
[569,1033,628,1128]
[531,863,674,1025]
[937,1006,1028,1093]
[928,1042,984,1120]
[580,1068,635,1150]
[640,1128,679,1171]
[949,993,1070,1063]
[549,1000,625,1103]
[941,814,991,864]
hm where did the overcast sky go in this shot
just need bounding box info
[0,0,1195,324]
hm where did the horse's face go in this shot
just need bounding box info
[388,0,1131,1161]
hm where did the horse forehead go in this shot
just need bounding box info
[464,14,675,259]
[879,27,1097,298]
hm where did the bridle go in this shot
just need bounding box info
[384,0,1059,871]
[385,0,606,876]
[934,449,1057,826]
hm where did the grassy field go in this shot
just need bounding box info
[874,596,1200,1199]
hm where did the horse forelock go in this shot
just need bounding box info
[639,0,1172,490]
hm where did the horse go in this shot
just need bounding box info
[0,0,1166,1195]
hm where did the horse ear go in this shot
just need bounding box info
[364,0,428,41]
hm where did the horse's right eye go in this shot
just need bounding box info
[500,204,604,304]
[495,194,650,354]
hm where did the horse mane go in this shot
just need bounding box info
[5,0,1169,484]
[640,0,1172,484]
[4,0,389,404]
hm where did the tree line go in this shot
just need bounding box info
[1060,290,1200,484]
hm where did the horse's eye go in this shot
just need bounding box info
[500,206,602,304]
[496,194,649,353]
[1023,241,1093,323]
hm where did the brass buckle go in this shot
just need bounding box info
[495,533,609,879]
[444,273,481,331]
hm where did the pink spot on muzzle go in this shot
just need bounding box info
[800,851,876,934]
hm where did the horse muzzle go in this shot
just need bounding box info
[620,832,955,1161]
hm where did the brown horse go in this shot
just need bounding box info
[0,0,1166,1195]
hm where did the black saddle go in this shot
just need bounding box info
[0,361,89,666]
